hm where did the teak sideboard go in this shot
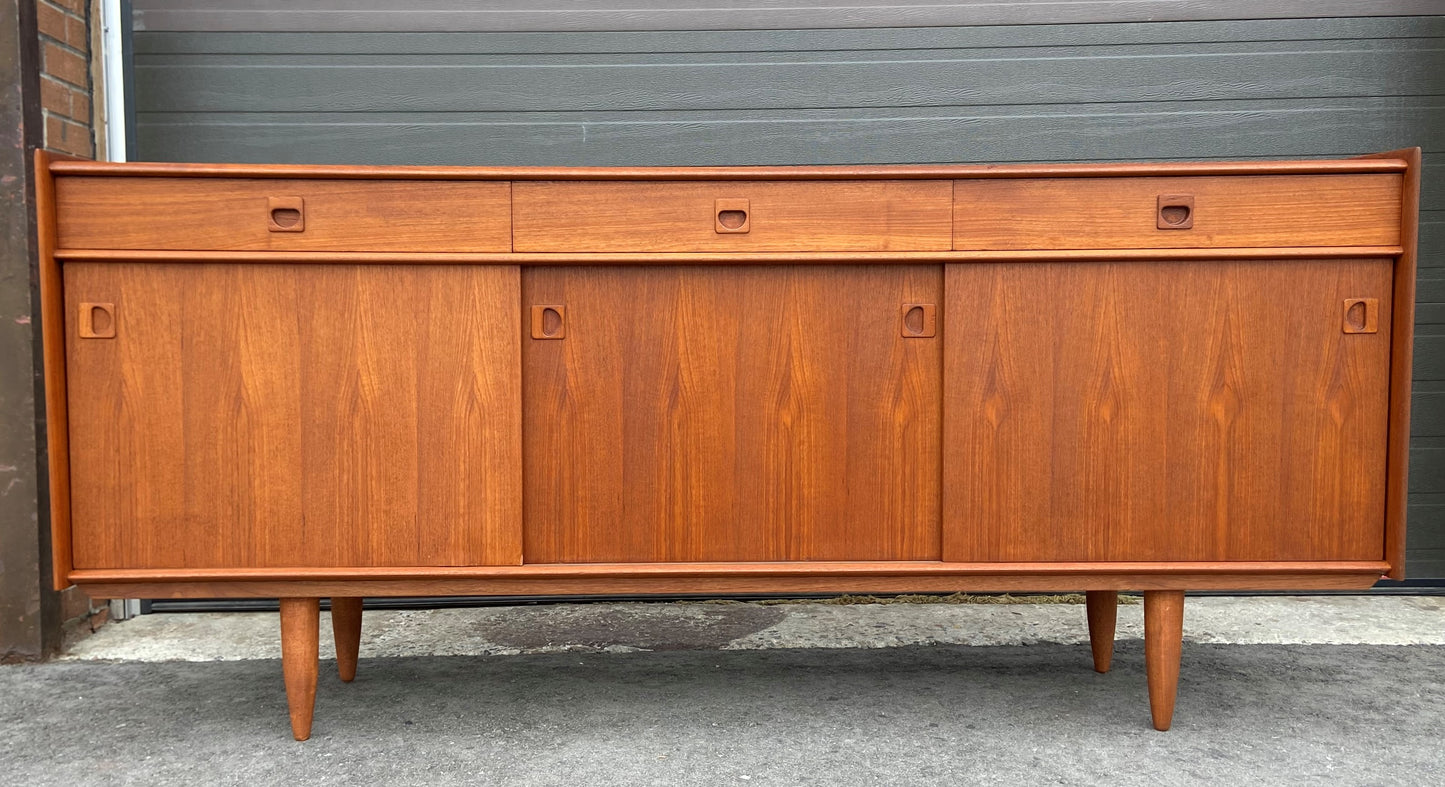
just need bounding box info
[36,150,1420,739]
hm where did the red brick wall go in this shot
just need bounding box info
[36,0,94,157]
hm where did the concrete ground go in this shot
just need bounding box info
[3,595,1443,785]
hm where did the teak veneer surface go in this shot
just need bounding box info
[522,265,942,562]
[55,178,512,252]
[953,175,1402,250]
[513,180,953,252]
[64,263,522,569]
[944,259,1393,563]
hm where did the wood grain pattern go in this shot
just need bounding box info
[279,597,319,741]
[944,259,1394,563]
[523,265,941,562]
[64,263,522,569]
[55,178,512,252]
[1144,590,1185,732]
[954,175,1402,250]
[34,150,75,590]
[330,597,362,682]
[513,181,952,252]
[1086,590,1118,673]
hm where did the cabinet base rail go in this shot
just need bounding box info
[69,561,1388,600]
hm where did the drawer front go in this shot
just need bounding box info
[55,177,512,252]
[513,180,953,252]
[953,174,1402,250]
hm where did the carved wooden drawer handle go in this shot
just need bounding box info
[1343,298,1379,334]
[900,303,936,338]
[1157,195,1194,229]
[267,196,305,232]
[715,199,750,234]
[531,305,566,339]
[78,302,116,339]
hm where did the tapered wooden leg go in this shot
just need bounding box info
[1085,590,1118,673]
[331,597,363,683]
[279,597,320,741]
[1143,590,1185,732]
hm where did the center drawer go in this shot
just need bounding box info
[513,180,953,252]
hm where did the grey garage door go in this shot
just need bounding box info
[128,1,1445,581]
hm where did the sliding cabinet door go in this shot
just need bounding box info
[524,265,941,563]
[944,259,1393,563]
[65,263,522,569]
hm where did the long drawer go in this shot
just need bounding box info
[55,177,513,252]
[513,180,954,252]
[953,174,1402,250]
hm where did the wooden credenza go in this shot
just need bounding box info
[36,151,1420,739]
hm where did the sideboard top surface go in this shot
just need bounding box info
[43,154,1408,181]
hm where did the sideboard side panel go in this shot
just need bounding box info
[943,259,1394,563]
[65,263,522,569]
[1357,148,1421,580]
